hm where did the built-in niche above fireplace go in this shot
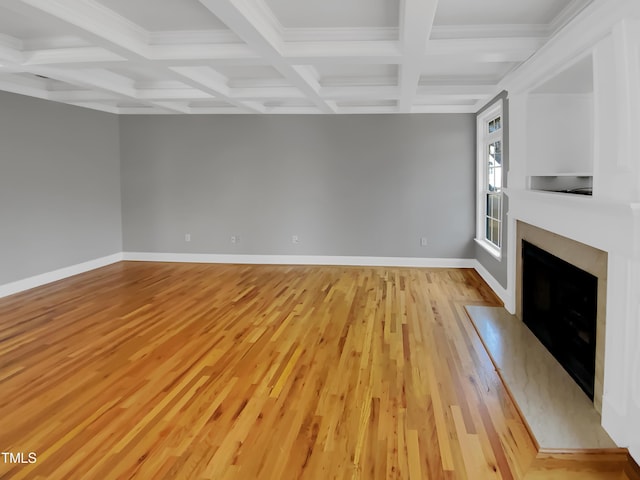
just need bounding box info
[522,240,598,400]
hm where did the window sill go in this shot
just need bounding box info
[474,238,502,261]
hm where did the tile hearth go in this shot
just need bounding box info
[465,305,615,450]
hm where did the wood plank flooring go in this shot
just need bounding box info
[0,262,629,479]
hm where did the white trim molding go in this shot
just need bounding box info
[0,253,512,317]
[476,98,504,258]
[0,252,123,299]
[122,252,476,269]
[122,253,511,310]
[473,259,512,310]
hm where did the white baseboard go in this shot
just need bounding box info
[0,252,124,299]
[473,260,513,310]
[123,254,509,307]
[0,253,512,310]
[601,397,629,447]
[122,252,476,269]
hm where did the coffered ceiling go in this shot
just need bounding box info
[0,0,592,114]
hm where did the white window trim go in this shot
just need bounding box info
[476,99,503,260]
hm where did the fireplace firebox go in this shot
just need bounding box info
[522,240,598,400]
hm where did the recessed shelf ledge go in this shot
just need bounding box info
[527,172,593,177]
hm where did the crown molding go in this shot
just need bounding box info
[22,35,90,50]
[548,0,593,36]
[497,0,640,96]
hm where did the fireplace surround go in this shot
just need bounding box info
[516,220,607,413]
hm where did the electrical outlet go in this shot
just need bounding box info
[185,233,191,242]
[292,235,300,244]
[420,237,428,247]
[231,235,239,244]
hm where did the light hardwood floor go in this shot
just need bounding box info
[0,262,633,479]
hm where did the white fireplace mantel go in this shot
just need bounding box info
[505,188,640,260]
[504,188,640,455]
[489,0,640,462]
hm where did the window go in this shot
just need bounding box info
[476,100,503,258]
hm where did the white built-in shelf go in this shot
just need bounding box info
[527,174,593,195]
[528,173,592,177]
[525,55,595,194]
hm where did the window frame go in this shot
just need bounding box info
[476,100,504,260]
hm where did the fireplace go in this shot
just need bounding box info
[515,221,607,413]
[522,240,598,400]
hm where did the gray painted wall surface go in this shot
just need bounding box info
[475,91,509,288]
[120,114,475,258]
[0,91,122,284]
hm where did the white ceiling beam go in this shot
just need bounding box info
[22,65,189,114]
[153,101,192,114]
[136,88,211,101]
[282,27,398,43]
[117,107,176,115]
[431,24,549,40]
[320,86,400,101]
[262,106,322,114]
[187,106,251,114]
[168,66,265,113]
[48,90,119,102]
[229,86,304,100]
[0,73,50,100]
[0,0,183,113]
[23,47,126,66]
[147,44,259,63]
[411,105,476,113]
[0,1,570,115]
[414,94,485,102]
[2,0,260,113]
[2,0,149,59]
[336,106,398,114]
[281,41,402,64]
[425,37,544,62]
[398,0,439,112]
[136,65,262,113]
[17,37,541,70]
[0,68,490,111]
[49,88,217,103]
[0,66,183,114]
[32,67,135,97]
[13,61,243,113]
[135,88,214,101]
[67,101,120,114]
[170,66,231,96]
[10,39,261,113]
[15,37,542,71]
[416,84,496,96]
[199,0,336,113]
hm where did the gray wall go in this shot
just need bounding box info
[0,91,122,285]
[120,114,476,258]
[475,91,509,287]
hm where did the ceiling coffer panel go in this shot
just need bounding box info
[0,0,593,114]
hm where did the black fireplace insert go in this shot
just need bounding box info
[522,240,598,400]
